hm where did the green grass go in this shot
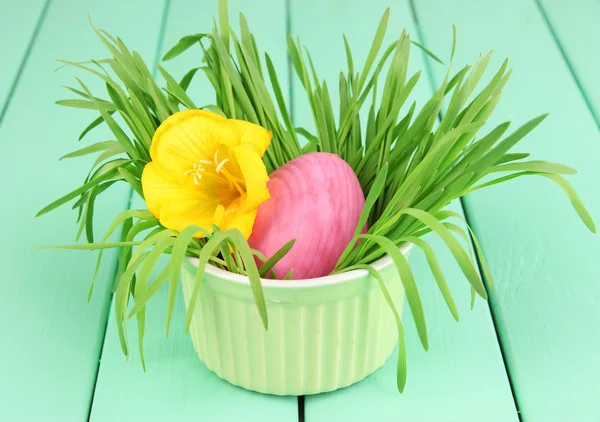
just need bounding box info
[37,0,594,392]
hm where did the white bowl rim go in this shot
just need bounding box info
[186,242,413,288]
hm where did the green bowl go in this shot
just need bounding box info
[181,243,411,396]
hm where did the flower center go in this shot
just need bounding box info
[184,150,246,196]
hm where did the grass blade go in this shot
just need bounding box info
[472,114,548,176]
[76,78,139,159]
[60,141,120,160]
[258,239,296,278]
[114,251,151,356]
[488,160,577,175]
[79,113,111,141]
[128,265,170,319]
[336,163,388,268]
[439,210,495,290]
[411,40,444,64]
[36,169,119,217]
[494,152,530,165]
[180,67,200,91]
[118,167,144,198]
[357,8,390,90]
[358,234,428,350]
[404,236,458,321]
[228,230,268,329]
[158,65,197,109]
[184,230,233,330]
[540,174,596,233]
[401,208,487,299]
[38,240,142,250]
[162,34,207,61]
[348,263,407,392]
[56,98,117,111]
[167,225,203,337]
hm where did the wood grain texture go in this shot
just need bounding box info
[0,0,166,420]
[289,1,518,420]
[538,0,600,125]
[0,0,47,116]
[412,0,600,420]
[88,1,298,421]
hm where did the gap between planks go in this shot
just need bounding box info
[533,0,600,129]
[84,0,173,420]
[460,197,523,422]
[0,0,52,126]
[407,0,523,419]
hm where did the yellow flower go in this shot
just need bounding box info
[141,110,272,238]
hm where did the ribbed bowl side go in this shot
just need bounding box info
[181,262,405,396]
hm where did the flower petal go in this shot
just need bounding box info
[231,119,272,156]
[142,161,225,238]
[142,161,202,219]
[159,195,226,238]
[220,198,259,239]
[231,144,270,209]
[150,109,239,183]
[213,204,225,227]
[160,204,215,237]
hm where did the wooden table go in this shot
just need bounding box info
[1,0,598,421]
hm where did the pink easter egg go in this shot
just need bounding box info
[248,152,365,279]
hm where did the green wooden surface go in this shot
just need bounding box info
[538,0,600,126]
[0,0,165,420]
[413,0,600,420]
[290,1,518,420]
[0,0,47,117]
[2,0,600,420]
[88,1,298,421]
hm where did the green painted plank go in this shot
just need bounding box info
[538,0,600,125]
[88,1,298,421]
[0,0,166,420]
[289,1,518,420]
[0,0,47,117]
[412,0,600,421]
